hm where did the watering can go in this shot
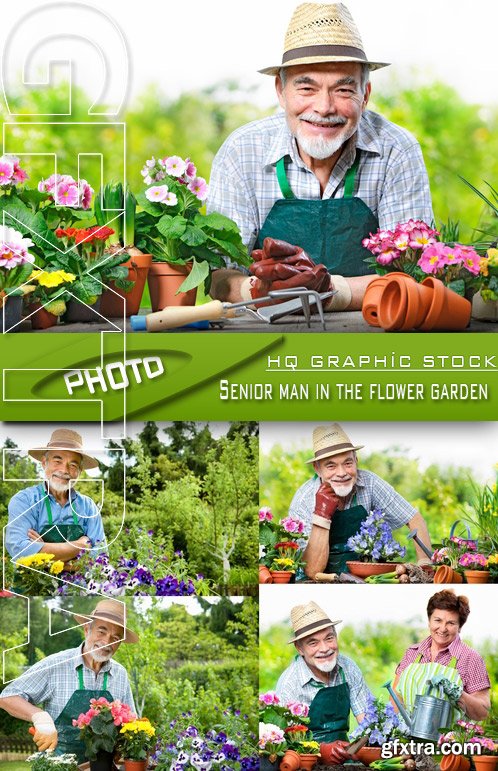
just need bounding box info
[383,680,452,742]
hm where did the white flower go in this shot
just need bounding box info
[0,225,34,251]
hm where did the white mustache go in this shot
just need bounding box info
[315,649,336,658]
[299,113,347,126]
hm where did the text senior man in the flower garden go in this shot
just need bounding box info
[207,2,433,312]
[290,424,432,577]
[0,600,137,763]
[275,600,373,763]
[6,429,106,567]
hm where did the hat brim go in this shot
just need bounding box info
[259,57,390,76]
[288,619,342,644]
[74,612,139,644]
[29,447,99,471]
[306,444,364,464]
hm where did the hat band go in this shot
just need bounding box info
[90,610,126,627]
[293,617,334,639]
[314,442,354,459]
[282,44,367,65]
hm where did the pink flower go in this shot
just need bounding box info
[393,231,410,251]
[79,179,93,209]
[145,185,170,203]
[0,159,14,186]
[259,691,280,706]
[165,156,187,177]
[417,242,447,274]
[280,516,305,534]
[287,701,309,717]
[164,192,178,206]
[456,244,481,276]
[11,157,29,184]
[259,507,272,522]
[188,177,209,201]
[185,158,197,179]
[408,225,438,249]
[377,248,400,265]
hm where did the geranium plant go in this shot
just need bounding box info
[363,220,483,298]
[117,717,156,761]
[27,752,79,771]
[346,509,406,563]
[349,695,407,746]
[134,154,249,292]
[72,697,136,761]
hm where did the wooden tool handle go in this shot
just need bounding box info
[314,572,338,582]
[146,301,234,331]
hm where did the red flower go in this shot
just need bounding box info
[275,542,299,550]
[284,725,308,734]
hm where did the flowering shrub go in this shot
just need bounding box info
[117,717,156,761]
[349,695,407,746]
[153,711,258,771]
[458,552,488,570]
[73,697,136,760]
[15,552,65,593]
[363,220,483,297]
[347,509,406,562]
[259,507,308,573]
[0,225,35,300]
[27,752,79,771]
[135,153,249,293]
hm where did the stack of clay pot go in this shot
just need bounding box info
[362,273,472,332]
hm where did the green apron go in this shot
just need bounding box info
[55,664,114,763]
[326,495,367,574]
[40,494,85,543]
[256,153,378,276]
[308,666,351,742]
[396,653,463,727]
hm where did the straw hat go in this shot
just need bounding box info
[259,3,389,76]
[289,600,341,643]
[306,423,363,464]
[74,599,139,644]
[29,429,99,470]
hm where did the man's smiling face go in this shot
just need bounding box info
[276,61,370,164]
[296,625,339,676]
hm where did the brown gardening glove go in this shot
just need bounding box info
[249,237,331,300]
[319,740,351,764]
[312,482,340,530]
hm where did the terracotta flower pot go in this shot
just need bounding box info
[362,273,415,327]
[280,749,301,771]
[440,753,471,771]
[297,753,318,771]
[100,252,152,317]
[464,569,490,583]
[259,565,273,584]
[356,747,383,766]
[0,294,23,333]
[473,757,498,771]
[147,261,197,311]
[124,760,147,771]
[376,274,434,331]
[27,302,58,330]
[269,570,293,584]
[434,566,463,584]
[346,561,399,579]
[417,277,472,331]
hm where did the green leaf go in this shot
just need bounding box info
[0,201,61,252]
[136,190,164,218]
[447,278,465,296]
[68,208,94,220]
[181,225,207,247]
[208,236,246,260]
[17,189,47,208]
[195,211,240,232]
[176,257,209,293]
[157,214,187,239]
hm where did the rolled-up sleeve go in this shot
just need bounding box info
[6,490,44,559]
[0,658,53,707]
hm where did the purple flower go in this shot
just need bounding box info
[134,567,154,585]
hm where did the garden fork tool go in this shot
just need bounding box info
[131,287,336,332]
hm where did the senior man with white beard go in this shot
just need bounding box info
[0,600,137,763]
[275,601,372,763]
[290,424,432,577]
[6,429,106,566]
[207,3,433,311]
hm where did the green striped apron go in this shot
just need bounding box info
[396,653,463,725]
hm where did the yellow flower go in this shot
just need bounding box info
[479,258,489,277]
[120,718,155,737]
[31,270,76,287]
[16,553,55,568]
[487,248,498,267]
[50,560,65,575]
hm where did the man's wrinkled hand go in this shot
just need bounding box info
[249,238,331,300]
[312,483,340,530]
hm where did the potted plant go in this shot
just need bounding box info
[26,268,77,328]
[284,725,320,771]
[96,182,152,317]
[48,225,131,322]
[15,552,65,593]
[458,552,490,583]
[431,534,474,584]
[73,697,136,771]
[350,695,407,766]
[259,692,312,771]
[27,751,79,771]
[259,507,309,584]
[438,719,497,771]
[259,723,287,771]
[463,481,498,555]
[0,224,36,332]
[346,509,406,577]
[117,717,156,771]
[135,154,249,310]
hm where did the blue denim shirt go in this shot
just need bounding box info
[6,483,106,559]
